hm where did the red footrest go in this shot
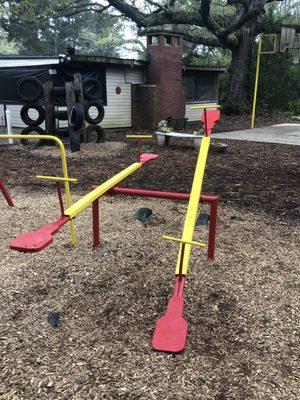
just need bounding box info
[10,217,69,253]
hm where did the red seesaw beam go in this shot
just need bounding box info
[107,186,218,260]
[0,179,14,207]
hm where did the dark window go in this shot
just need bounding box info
[165,36,172,45]
[183,73,217,102]
[148,35,158,45]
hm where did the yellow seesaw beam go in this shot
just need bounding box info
[65,161,143,219]
[175,136,211,276]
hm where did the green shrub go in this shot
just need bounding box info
[288,99,300,115]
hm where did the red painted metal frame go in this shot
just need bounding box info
[0,179,14,207]
[56,182,65,217]
[137,139,141,162]
[107,186,218,260]
[92,198,100,247]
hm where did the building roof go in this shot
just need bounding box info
[0,54,146,68]
[70,55,146,67]
[0,54,226,72]
[0,55,61,68]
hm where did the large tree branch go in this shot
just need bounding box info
[200,0,223,36]
[221,5,264,37]
[105,0,212,27]
[139,27,223,47]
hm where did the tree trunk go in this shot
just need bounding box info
[224,30,255,114]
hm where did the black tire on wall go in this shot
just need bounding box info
[82,78,102,100]
[84,101,105,125]
[16,77,43,102]
[68,103,85,131]
[20,103,45,126]
[86,125,105,143]
[20,126,45,146]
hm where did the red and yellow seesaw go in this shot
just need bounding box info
[9,149,158,252]
[151,105,221,353]
[6,104,220,354]
[0,134,77,245]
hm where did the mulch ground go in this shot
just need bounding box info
[1,130,299,220]
[0,125,299,399]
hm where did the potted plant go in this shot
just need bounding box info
[158,120,171,133]
[193,128,204,148]
[157,120,171,145]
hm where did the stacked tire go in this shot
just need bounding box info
[17,77,46,146]
[17,75,105,146]
[82,78,105,143]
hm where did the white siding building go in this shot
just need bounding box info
[0,53,224,130]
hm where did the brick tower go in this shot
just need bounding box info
[146,33,185,124]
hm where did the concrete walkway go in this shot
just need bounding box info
[214,123,300,146]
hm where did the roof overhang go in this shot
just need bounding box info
[0,54,146,68]
[183,65,226,73]
[70,55,146,67]
[0,56,60,68]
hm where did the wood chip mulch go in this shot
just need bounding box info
[0,135,299,399]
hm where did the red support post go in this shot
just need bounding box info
[92,198,100,248]
[0,179,14,207]
[56,182,65,217]
[137,139,141,162]
[204,108,208,136]
[207,198,218,260]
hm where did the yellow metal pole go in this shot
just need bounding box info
[36,175,77,183]
[163,235,206,248]
[191,104,220,110]
[251,37,262,129]
[0,134,76,244]
[126,135,153,139]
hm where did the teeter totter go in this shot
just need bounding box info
[9,152,158,252]
[151,105,220,353]
[7,106,220,354]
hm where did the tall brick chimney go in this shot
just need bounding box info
[146,33,185,125]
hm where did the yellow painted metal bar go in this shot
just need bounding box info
[65,162,142,219]
[126,135,153,139]
[36,175,77,183]
[175,136,211,276]
[191,104,220,110]
[251,37,262,129]
[0,134,76,244]
[163,235,206,248]
[251,34,277,129]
